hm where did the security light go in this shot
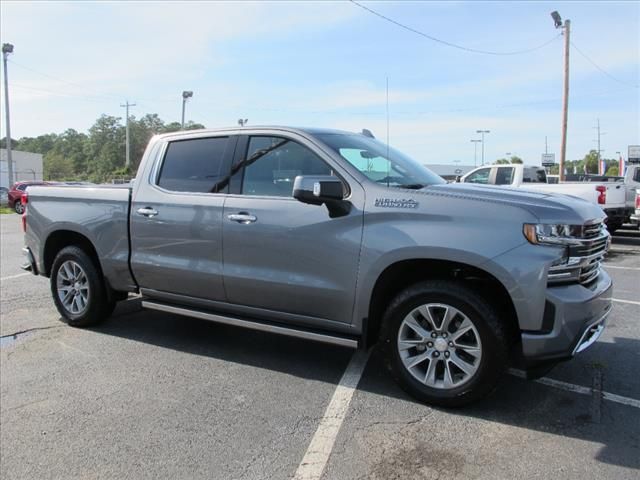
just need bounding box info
[2,43,14,54]
[551,11,563,28]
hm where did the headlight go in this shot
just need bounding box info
[523,223,583,245]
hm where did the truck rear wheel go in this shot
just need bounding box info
[380,280,509,407]
[50,246,115,327]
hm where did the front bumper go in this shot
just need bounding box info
[520,269,612,362]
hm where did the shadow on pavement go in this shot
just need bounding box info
[95,297,639,471]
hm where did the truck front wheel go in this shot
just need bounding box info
[50,246,115,327]
[381,280,509,407]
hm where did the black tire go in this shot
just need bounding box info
[50,246,115,327]
[380,280,509,407]
[14,201,24,214]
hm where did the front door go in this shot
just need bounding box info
[222,134,364,324]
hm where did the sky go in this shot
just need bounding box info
[1,0,638,166]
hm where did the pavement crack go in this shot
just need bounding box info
[0,325,62,340]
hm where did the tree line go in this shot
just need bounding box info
[493,151,623,176]
[1,113,204,183]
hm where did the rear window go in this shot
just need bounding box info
[523,167,547,183]
[495,167,515,185]
[158,137,229,193]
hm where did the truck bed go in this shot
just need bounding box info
[24,184,135,291]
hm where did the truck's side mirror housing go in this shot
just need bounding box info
[293,175,350,218]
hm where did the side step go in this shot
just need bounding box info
[141,301,359,349]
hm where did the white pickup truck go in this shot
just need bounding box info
[460,164,640,233]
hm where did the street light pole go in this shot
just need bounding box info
[2,43,14,187]
[476,130,490,166]
[181,90,193,129]
[470,139,481,167]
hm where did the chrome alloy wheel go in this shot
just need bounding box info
[56,260,90,315]
[397,303,482,389]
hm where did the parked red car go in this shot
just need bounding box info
[7,181,51,214]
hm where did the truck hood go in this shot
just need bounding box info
[414,183,606,224]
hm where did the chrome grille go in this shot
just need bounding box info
[582,222,602,239]
[548,220,609,287]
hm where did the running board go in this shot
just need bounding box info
[141,301,359,349]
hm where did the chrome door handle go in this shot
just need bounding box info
[137,207,158,217]
[228,213,257,224]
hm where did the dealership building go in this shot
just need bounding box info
[0,149,44,189]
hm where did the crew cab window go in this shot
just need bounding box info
[633,167,640,182]
[241,136,333,197]
[495,167,515,185]
[158,137,229,193]
[464,168,491,184]
[523,167,547,183]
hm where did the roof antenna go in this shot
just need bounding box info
[386,76,390,188]
[361,128,375,138]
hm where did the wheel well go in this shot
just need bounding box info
[366,259,519,348]
[43,230,103,278]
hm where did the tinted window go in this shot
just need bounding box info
[523,167,547,183]
[158,137,229,193]
[241,136,333,197]
[633,168,640,182]
[495,167,515,185]
[464,168,491,184]
[16,184,27,191]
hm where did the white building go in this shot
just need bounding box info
[0,149,44,188]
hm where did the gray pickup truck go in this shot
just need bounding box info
[21,127,613,406]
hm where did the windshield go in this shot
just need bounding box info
[317,134,445,188]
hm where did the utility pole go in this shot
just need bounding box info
[470,139,481,167]
[181,91,193,129]
[2,43,14,187]
[476,130,490,166]
[545,136,548,154]
[551,12,570,181]
[594,118,607,174]
[120,101,136,169]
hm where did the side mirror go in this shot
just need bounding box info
[293,175,350,218]
[455,175,462,183]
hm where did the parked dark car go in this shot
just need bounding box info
[8,181,51,213]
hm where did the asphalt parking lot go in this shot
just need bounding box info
[1,213,638,479]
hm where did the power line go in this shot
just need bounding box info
[9,82,116,102]
[7,59,121,100]
[348,0,561,56]
[570,41,639,88]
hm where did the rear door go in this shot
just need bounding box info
[130,134,236,302]
[221,133,364,325]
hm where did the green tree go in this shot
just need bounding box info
[509,156,523,164]
[85,115,125,182]
[582,150,599,174]
[44,152,75,180]
[51,129,89,176]
[605,165,619,176]
[494,158,510,164]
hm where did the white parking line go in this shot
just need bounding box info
[612,298,640,306]
[604,265,640,271]
[293,349,370,480]
[509,369,640,409]
[0,272,30,281]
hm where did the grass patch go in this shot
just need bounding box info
[0,207,15,214]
